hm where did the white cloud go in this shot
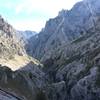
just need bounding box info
[15,0,82,16]
[11,19,46,32]
[13,0,82,31]
[15,4,24,14]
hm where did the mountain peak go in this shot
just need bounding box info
[58,9,68,17]
[0,15,15,37]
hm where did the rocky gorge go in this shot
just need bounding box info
[0,0,100,100]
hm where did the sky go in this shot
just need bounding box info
[0,0,82,32]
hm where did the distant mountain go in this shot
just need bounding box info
[16,30,37,40]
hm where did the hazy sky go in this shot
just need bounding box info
[0,0,82,32]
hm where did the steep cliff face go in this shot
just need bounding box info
[42,26,100,100]
[25,0,100,100]
[26,0,100,60]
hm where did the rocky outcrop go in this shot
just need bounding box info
[0,15,15,37]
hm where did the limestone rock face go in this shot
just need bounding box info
[24,0,100,100]
[26,0,100,60]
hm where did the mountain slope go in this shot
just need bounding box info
[26,0,99,60]
[25,0,100,100]
[0,63,45,100]
[0,16,25,59]
[0,15,45,100]
[0,16,41,71]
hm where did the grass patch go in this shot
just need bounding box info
[36,90,47,100]
[0,54,43,71]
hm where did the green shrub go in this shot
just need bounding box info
[95,66,100,87]
[36,90,47,100]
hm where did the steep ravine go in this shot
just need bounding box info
[0,11,45,100]
[0,0,100,100]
